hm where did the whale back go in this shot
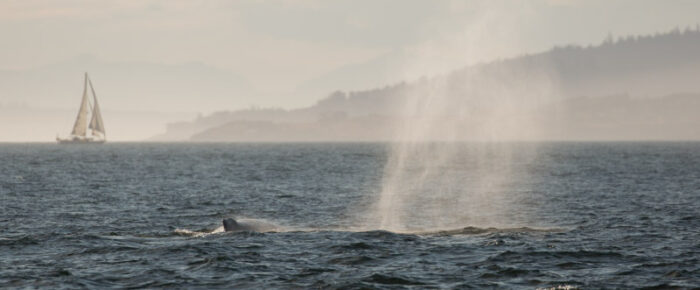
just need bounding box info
[223,218,278,232]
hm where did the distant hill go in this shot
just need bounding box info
[156,28,700,142]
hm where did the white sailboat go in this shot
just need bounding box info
[57,73,106,144]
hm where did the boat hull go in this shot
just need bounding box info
[56,137,105,144]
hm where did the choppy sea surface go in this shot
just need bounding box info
[1,142,699,289]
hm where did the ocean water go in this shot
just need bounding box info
[1,142,699,288]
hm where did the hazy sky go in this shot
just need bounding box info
[2,0,700,111]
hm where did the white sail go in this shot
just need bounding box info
[58,72,106,144]
[70,73,90,136]
[88,78,106,137]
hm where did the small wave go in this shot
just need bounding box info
[296,267,336,277]
[0,235,41,246]
[424,226,563,236]
[173,224,226,237]
[480,267,535,279]
[486,249,627,265]
[331,242,374,250]
[173,228,214,238]
[327,255,375,266]
[364,273,425,286]
[536,285,579,290]
[332,224,564,236]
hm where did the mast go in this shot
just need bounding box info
[70,73,90,137]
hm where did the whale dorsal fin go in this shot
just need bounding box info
[223,218,238,231]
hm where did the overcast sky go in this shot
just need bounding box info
[2,0,700,111]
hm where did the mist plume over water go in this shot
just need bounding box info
[370,4,559,231]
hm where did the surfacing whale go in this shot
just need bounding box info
[223,218,256,232]
[222,218,279,232]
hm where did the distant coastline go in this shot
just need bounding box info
[154,29,700,142]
